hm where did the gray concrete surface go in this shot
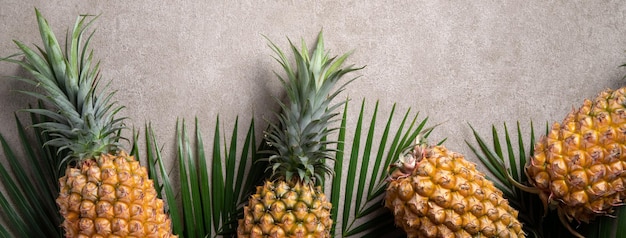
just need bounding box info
[2,0,626,234]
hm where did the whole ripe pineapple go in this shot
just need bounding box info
[526,87,626,232]
[385,140,525,237]
[237,32,361,237]
[7,10,176,237]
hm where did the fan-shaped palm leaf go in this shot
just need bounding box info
[133,116,266,238]
[467,121,626,238]
[0,103,68,237]
[331,99,439,237]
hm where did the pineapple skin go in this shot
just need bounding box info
[527,87,626,223]
[56,151,176,238]
[385,145,524,238]
[237,180,333,238]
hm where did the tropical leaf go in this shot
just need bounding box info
[467,122,552,237]
[134,116,267,238]
[0,105,67,237]
[331,99,436,237]
[467,121,626,238]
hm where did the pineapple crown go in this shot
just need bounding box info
[4,9,125,165]
[264,31,362,185]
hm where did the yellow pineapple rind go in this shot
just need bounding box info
[237,180,332,238]
[57,151,177,238]
[526,87,626,223]
[385,146,525,238]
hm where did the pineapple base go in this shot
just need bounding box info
[237,180,332,237]
[56,151,176,238]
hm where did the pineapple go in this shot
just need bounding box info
[6,10,176,237]
[385,141,525,237]
[526,87,626,229]
[237,32,361,237]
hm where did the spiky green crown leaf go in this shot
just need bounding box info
[4,9,125,164]
[264,31,363,184]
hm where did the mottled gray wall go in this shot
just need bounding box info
[2,0,626,231]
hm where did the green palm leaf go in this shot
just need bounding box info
[331,99,437,237]
[467,122,550,237]
[467,121,626,238]
[0,105,66,237]
[134,116,265,238]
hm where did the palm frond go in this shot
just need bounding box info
[134,116,264,238]
[331,99,436,237]
[0,106,66,237]
[467,122,549,237]
[467,121,626,238]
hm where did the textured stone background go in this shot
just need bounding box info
[2,0,626,233]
